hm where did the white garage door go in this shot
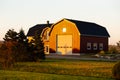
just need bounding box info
[56,35,72,55]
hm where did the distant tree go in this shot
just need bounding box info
[0,28,30,69]
[31,31,45,61]
[117,41,120,48]
[116,41,120,53]
[0,28,46,69]
[0,29,19,69]
[3,29,18,41]
[14,29,30,61]
[18,28,27,43]
[109,45,118,54]
[0,43,8,69]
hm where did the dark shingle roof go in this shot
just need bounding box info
[66,19,110,37]
[27,24,52,36]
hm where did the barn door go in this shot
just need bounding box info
[56,35,72,55]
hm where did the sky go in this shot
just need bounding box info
[0,0,120,45]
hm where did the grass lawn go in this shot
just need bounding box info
[0,59,116,80]
[0,70,113,80]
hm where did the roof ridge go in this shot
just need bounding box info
[35,23,53,25]
[65,18,96,24]
[64,18,110,37]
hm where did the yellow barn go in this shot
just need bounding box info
[27,18,110,55]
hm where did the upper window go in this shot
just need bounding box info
[99,43,103,50]
[93,43,97,50]
[62,28,66,32]
[87,43,91,50]
[46,31,49,40]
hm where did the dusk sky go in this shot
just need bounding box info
[0,0,120,45]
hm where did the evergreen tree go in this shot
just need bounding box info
[0,28,29,66]
[3,29,18,41]
[0,29,18,69]
[18,28,27,43]
[15,29,29,61]
[32,31,45,61]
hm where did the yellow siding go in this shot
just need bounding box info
[42,28,50,54]
[49,19,80,53]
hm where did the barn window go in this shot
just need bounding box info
[99,43,103,50]
[62,28,66,32]
[45,45,49,54]
[87,43,91,50]
[93,43,97,50]
[46,31,49,40]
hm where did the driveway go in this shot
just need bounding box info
[46,54,117,62]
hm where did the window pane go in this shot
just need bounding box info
[87,43,91,50]
[99,43,103,50]
[93,43,97,50]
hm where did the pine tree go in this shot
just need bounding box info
[3,29,18,41]
[32,31,45,61]
[18,28,27,43]
[0,29,18,69]
[15,29,29,61]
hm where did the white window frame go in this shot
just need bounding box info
[45,45,49,54]
[87,43,91,50]
[93,43,97,50]
[99,43,103,50]
[46,31,49,40]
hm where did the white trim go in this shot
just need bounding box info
[46,31,49,40]
[45,45,49,54]
[41,27,49,37]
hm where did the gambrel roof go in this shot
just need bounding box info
[27,18,110,37]
[27,24,52,36]
[66,19,110,37]
[49,18,110,37]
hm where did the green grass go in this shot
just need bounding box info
[0,70,113,80]
[0,59,116,80]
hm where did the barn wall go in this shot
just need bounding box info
[80,36,108,53]
[49,19,80,54]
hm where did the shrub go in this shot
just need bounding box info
[98,50,105,56]
[109,45,119,54]
[112,61,120,80]
[0,42,15,69]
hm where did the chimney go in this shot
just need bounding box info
[47,20,49,27]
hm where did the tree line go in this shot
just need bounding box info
[0,29,45,69]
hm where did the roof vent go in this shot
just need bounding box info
[47,21,49,27]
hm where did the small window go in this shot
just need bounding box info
[93,43,97,50]
[45,45,49,54]
[87,43,91,50]
[62,28,66,32]
[46,31,49,40]
[99,43,103,50]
